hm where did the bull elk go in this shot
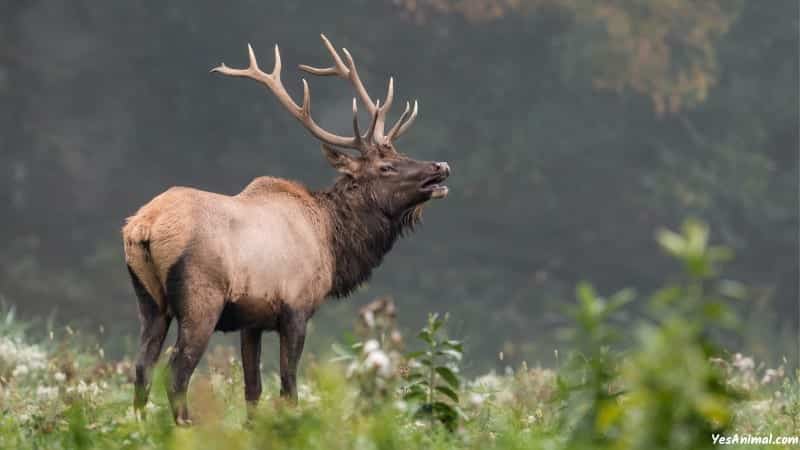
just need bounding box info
[122,35,450,424]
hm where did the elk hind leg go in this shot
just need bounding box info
[129,266,171,418]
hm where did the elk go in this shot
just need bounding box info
[122,35,450,425]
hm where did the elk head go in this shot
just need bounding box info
[211,34,450,219]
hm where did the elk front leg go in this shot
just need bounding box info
[278,310,307,402]
[240,328,263,418]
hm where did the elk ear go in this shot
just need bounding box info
[322,144,361,175]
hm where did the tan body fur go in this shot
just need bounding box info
[124,177,334,325]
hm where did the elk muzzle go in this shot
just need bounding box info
[420,162,450,199]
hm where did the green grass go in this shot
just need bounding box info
[0,312,797,450]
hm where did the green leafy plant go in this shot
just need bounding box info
[612,219,743,450]
[554,219,749,450]
[778,369,800,432]
[556,283,634,446]
[403,313,465,431]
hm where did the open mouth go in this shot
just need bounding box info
[420,174,449,199]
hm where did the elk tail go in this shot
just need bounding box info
[122,217,167,313]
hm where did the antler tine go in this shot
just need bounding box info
[340,47,377,114]
[298,34,348,76]
[298,34,377,115]
[364,99,381,144]
[387,101,411,140]
[351,97,364,150]
[392,100,418,141]
[270,44,281,78]
[212,44,360,150]
[373,77,394,143]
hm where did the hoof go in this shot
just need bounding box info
[175,417,194,427]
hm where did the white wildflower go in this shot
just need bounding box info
[363,339,380,354]
[0,337,47,375]
[364,349,392,378]
[761,368,784,385]
[12,364,29,377]
[523,415,536,425]
[468,392,486,407]
[36,385,58,401]
[362,311,375,329]
[732,353,754,371]
[472,372,502,391]
[75,380,100,396]
[54,372,66,382]
[346,361,359,378]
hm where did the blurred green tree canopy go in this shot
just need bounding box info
[398,0,741,113]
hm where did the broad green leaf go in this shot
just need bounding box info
[435,366,460,389]
[435,385,459,403]
[717,280,747,300]
[405,351,427,360]
[403,390,427,402]
[442,340,464,352]
[436,349,463,361]
[431,401,459,428]
[576,281,597,304]
[417,330,434,345]
[656,228,685,256]
[608,288,635,310]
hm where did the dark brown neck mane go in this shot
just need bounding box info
[314,179,421,298]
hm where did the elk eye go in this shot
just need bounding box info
[379,165,396,174]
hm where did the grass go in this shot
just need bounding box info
[0,309,797,449]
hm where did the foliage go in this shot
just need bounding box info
[397,0,741,114]
[553,219,784,450]
[402,313,465,431]
[556,283,633,447]
[0,309,795,449]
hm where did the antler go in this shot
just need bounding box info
[299,34,418,144]
[212,44,378,152]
